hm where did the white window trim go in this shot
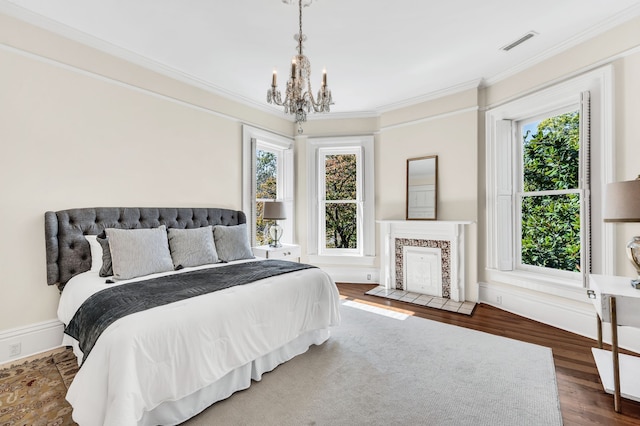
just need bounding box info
[485,66,614,299]
[242,125,294,246]
[307,135,375,265]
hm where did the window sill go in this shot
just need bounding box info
[485,268,588,302]
[307,255,376,267]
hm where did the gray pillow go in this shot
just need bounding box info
[213,223,254,262]
[167,226,218,269]
[105,225,174,280]
[96,232,113,277]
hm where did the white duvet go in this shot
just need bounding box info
[58,260,341,426]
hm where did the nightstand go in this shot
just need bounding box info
[588,274,640,412]
[252,244,301,262]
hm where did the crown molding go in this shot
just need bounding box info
[0,1,292,120]
[0,1,380,122]
[3,0,639,123]
[485,3,640,87]
[379,105,479,132]
[376,79,483,113]
[306,110,380,121]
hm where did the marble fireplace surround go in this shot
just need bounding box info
[378,220,472,302]
[396,238,450,297]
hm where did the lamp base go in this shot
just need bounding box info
[268,223,283,248]
[628,236,640,290]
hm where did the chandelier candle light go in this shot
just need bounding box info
[267,0,333,134]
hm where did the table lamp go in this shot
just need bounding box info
[603,176,640,288]
[263,200,286,248]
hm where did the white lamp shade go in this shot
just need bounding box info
[263,201,287,220]
[603,178,640,222]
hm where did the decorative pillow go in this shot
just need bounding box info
[84,235,103,272]
[96,232,113,277]
[105,225,174,280]
[213,223,254,262]
[167,226,218,269]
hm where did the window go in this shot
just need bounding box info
[255,148,280,245]
[485,66,613,294]
[517,108,584,276]
[320,148,361,254]
[242,126,293,247]
[307,136,375,263]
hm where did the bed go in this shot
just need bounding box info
[45,207,341,426]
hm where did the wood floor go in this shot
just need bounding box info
[337,283,640,426]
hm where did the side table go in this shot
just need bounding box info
[588,274,640,412]
[252,244,301,262]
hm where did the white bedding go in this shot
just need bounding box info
[58,260,341,426]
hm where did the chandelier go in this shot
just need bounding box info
[267,0,333,134]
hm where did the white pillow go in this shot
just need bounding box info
[84,235,103,272]
[105,225,174,280]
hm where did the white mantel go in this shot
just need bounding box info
[378,220,472,302]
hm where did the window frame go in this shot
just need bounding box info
[255,145,283,246]
[514,105,584,279]
[242,125,294,247]
[485,66,614,298]
[307,135,375,265]
[318,146,363,255]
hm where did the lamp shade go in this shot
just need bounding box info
[603,178,640,222]
[263,201,287,220]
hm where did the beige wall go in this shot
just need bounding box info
[293,93,479,299]
[378,101,479,301]
[2,10,640,337]
[0,14,291,331]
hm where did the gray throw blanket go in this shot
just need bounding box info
[65,259,316,364]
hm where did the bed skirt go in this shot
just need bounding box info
[64,328,331,425]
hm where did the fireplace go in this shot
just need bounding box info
[378,220,471,302]
[398,240,449,297]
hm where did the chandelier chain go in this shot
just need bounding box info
[298,0,303,55]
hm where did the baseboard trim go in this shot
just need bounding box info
[479,281,640,354]
[0,320,65,364]
[321,267,379,284]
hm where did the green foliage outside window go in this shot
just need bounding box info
[521,111,581,272]
[325,154,358,249]
[256,150,277,245]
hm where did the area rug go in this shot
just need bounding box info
[185,301,563,425]
[0,303,562,426]
[0,348,78,426]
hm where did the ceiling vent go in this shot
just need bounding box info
[501,31,537,52]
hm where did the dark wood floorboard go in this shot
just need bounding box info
[337,283,640,426]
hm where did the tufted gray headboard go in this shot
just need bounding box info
[45,207,246,290]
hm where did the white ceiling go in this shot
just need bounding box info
[3,0,640,117]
